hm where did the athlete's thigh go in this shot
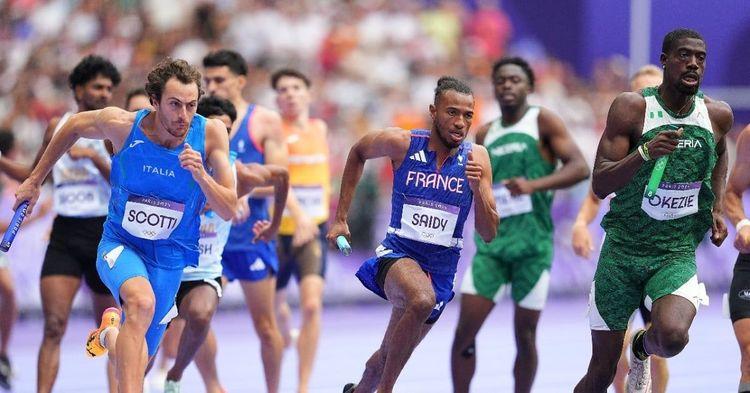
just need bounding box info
[729,253,750,323]
[733,319,750,356]
[180,283,220,320]
[294,236,324,280]
[40,275,82,320]
[240,277,277,324]
[590,240,645,331]
[141,264,183,357]
[644,254,700,309]
[510,242,552,310]
[382,258,434,309]
[460,252,510,303]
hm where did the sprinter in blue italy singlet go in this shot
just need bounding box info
[96,109,208,356]
[221,104,278,281]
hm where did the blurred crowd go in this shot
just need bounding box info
[0,0,633,175]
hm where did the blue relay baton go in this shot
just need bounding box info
[336,235,352,256]
[1,201,29,252]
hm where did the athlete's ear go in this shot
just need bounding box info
[237,74,247,90]
[659,52,667,68]
[429,104,436,120]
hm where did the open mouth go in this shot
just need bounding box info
[681,73,699,86]
[449,131,464,142]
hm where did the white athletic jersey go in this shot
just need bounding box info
[181,212,230,281]
[51,112,111,217]
[181,160,237,281]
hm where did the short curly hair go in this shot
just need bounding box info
[145,58,203,104]
[68,55,121,90]
[491,57,535,89]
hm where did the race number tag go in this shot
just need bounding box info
[122,196,184,240]
[285,186,326,218]
[493,184,533,218]
[640,181,700,221]
[55,179,102,214]
[399,197,459,247]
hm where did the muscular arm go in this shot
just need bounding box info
[0,118,58,182]
[200,119,239,221]
[707,98,734,215]
[27,108,129,186]
[237,163,289,234]
[533,108,590,191]
[592,92,648,198]
[471,145,499,242]
[15,107,132,212]
[726,127,750,225]
[333,128,410,224]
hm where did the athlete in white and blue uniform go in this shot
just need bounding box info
[329,77,499,393]
[15,59,237,391]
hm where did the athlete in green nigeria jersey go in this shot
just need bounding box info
[575,29,733,393]
[451,57,589,393]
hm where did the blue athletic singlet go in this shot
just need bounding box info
[97,109,210,356]
[103,109,207,268]
[224,105,269,252]
[378,129,474,275]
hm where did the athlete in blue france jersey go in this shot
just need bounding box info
[161,96,289,393]
[14,58,237,393]
[328,77,499,393]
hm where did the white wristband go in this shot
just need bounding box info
[737,218,750,232]
[637,145,649,161]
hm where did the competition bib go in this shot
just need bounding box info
[122,195,184,240]
[640,181,700,221]
[493,184,532,218]
[398,196,459,247]
[284,186,326,218]
[55,179,102,215]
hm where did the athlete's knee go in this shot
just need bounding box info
[653,326,689,357]
[515,327,538,353]
[454,340,476,359]
[300,299,322,321]
[253,316,279,343]
[185,305,215,330]
[43,313,68,343]
[740,344,750,374]
[406,292,436,319]
[123,293,155,323]
[588,358,619,388]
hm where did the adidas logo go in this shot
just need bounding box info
[249,258,266,271]
[409,150,427,163]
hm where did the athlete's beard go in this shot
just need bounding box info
[434,120,461,149]
[676,81,700,95]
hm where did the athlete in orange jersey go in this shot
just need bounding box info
[272,68,331,393]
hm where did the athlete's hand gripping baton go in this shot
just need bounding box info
[336,235,352,256]
[1,201,29,252]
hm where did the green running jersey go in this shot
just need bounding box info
[476,107,556,253]
[601,87,716,255]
